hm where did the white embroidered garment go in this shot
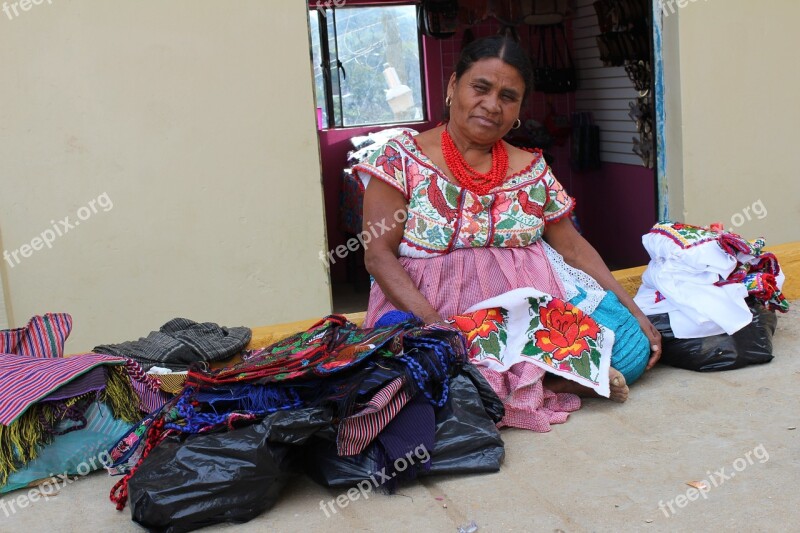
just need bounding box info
[634,225,752,338]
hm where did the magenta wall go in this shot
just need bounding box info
[571,162,656,269]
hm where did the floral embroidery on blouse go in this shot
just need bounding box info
[352,132,574,259]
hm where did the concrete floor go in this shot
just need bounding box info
[3,303,798,533]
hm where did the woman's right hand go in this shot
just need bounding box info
[635,314,662,370]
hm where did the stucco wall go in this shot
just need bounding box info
[0,0,331,352]
[663,0,800,243]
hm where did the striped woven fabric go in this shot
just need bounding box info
[0,353,126,425]
[337,377,412,456]
[0,313,73,358]
[124,360,170,413]
[93,317,251,371]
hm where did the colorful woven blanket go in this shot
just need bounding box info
[186,315,409,387]
[0,354,142,487]
[0,353,132,425]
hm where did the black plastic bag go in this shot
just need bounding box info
[128,407,331,533]
[459,363,505,424]
[650,300,778,372]
[304,370,505,488]
[424,368,505,476]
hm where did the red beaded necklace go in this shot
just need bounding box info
[441,127,509,195]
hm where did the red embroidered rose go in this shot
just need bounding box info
[534,299,600,361]
[375,146,402,175]
[451,308,503,345]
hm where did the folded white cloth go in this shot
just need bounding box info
[634,228,752,338]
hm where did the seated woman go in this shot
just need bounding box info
[353,35,660,430]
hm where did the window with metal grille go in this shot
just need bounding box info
[309,3,427,129]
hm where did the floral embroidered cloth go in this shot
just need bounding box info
[450,288,613,398]
[351,131,574,258]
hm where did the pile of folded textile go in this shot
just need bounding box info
[93,317,252,395]
[106,315,506,532]
[634,222,789,371]
[635,222,788,338]
[0,314,144,493]
[1,314,251,494]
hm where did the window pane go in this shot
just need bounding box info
[325,9,344,127]
[308,10,328,127]
[334,5,425,128]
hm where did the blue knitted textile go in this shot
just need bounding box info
[374,310,419,327]
[570,289,649,384]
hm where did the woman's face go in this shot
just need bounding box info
[447,57,525,146]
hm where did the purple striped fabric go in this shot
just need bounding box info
[124,360,170,413]
[376,393,435,475]
[337,377,411,456]
[0,353,126,425]
[129,379,170,414]
[124,359,160,391]
[43,366,107,401]
[0,313,73,358]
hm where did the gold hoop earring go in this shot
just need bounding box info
[512,118,521,130]
[445,95,452,107]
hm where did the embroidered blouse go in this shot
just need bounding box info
[353,132,574,259]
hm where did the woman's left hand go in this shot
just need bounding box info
[636,314,662,370]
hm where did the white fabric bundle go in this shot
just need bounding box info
[634,230,752,338]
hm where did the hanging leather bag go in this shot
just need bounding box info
[418,0,459,39]
[518,0,570,26]
[532,24,577,93]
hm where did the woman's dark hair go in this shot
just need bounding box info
[453,35,534,98]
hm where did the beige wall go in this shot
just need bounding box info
[663,0,800,244]
[0,1,331,352]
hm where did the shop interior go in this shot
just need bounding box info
[307,0,657,312]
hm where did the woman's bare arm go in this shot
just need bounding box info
[543,216,662,369]
[362,178,443,323]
